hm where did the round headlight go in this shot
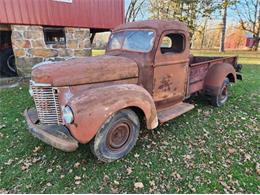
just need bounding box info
[62,106,74,124]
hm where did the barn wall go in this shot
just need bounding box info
[0,0,124,29]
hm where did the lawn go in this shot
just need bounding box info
[191,50,260,65]
[0,65,259,193]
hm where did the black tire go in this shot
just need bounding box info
[90,109,140,162]
[0,48,17,77]
[210,78,230,107]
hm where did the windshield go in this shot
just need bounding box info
[107,30,155,53]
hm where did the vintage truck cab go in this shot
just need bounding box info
[24,20,241,162]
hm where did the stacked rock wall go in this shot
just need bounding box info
[11,25,91,77]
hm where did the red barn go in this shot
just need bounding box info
[0,0,124,77]
[225,31,254,50]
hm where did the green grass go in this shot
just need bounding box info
[191,50,260,65]
[93,49,260,65]
[191,50,260,64]
[0,65,259,193]
[92,49,105,56]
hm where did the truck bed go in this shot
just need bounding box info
[188,56,237,94]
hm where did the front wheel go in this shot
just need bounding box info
[90,109,140,162]
[210,78,230,107]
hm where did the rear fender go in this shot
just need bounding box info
[204,63,236,96]
[67,84,158,143]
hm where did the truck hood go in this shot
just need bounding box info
[31,55,138,86]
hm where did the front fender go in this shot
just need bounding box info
[66,84,158,144]
[204,63,236,96]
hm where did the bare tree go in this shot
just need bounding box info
[235,0,260,51]
[148,0,219,42]
[125,0,146,22]
[219,0,228,52]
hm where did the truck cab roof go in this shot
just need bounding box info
[113,20,188,34]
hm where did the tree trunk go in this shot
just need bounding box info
[253,2,260,51]
[220,2,228,52]
[200,18,208,49]
[252,36,260,51]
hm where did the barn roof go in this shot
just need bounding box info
[0,0,124,30]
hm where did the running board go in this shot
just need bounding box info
[157,102,194,123]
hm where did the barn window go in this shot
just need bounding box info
[160,33,185,54]
[43,27,66,45]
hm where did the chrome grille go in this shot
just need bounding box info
[31,85,62,124]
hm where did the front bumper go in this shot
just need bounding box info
[24,108,78,152]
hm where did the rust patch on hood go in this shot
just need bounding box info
[31,55,138,86]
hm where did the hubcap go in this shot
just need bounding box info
[107,122,131,150]
[220,85,228,101]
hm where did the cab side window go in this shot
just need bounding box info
[160,33,185,54]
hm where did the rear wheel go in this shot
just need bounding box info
[90,109,140,162]
[210,78,230,107]
[0,48,17,77]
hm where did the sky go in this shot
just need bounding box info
[124,0,240,27]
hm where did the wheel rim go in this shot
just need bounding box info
[218,83,228,104]
[106,121,131,151]
[220,85,228,101]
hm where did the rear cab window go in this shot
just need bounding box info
[160,33,185,54]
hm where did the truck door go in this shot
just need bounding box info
[153,31,189,104]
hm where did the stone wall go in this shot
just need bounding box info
[11,25,91,77]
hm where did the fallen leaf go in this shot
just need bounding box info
[33,146,42,153]
[203,111,210,117]
[47,168,52,173]
[244,153,251,161]
[162,141,169,145]
[188,184,196,192]
[0,189,9,193]
[74,176,81,181]
[111,187,118,193]
[134,153,140,158]
[183,154,193,160]
[46,182,52,187]
[74,162,80,169]
[149,180,155,186]
[219,181,231,193]
[126,167,132,175]
[4,159,14,166]
[21,162,31,171]
[26,184,32,189]
[134,182,144,189]
[32,157,41,163]
[114,180,119,185]
[21,165,28,171]
[103,175,109,182]
[171,171,182,180]
[75,180,81,185]
[228,148,236,154]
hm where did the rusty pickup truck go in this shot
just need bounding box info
[24,20,242,162]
